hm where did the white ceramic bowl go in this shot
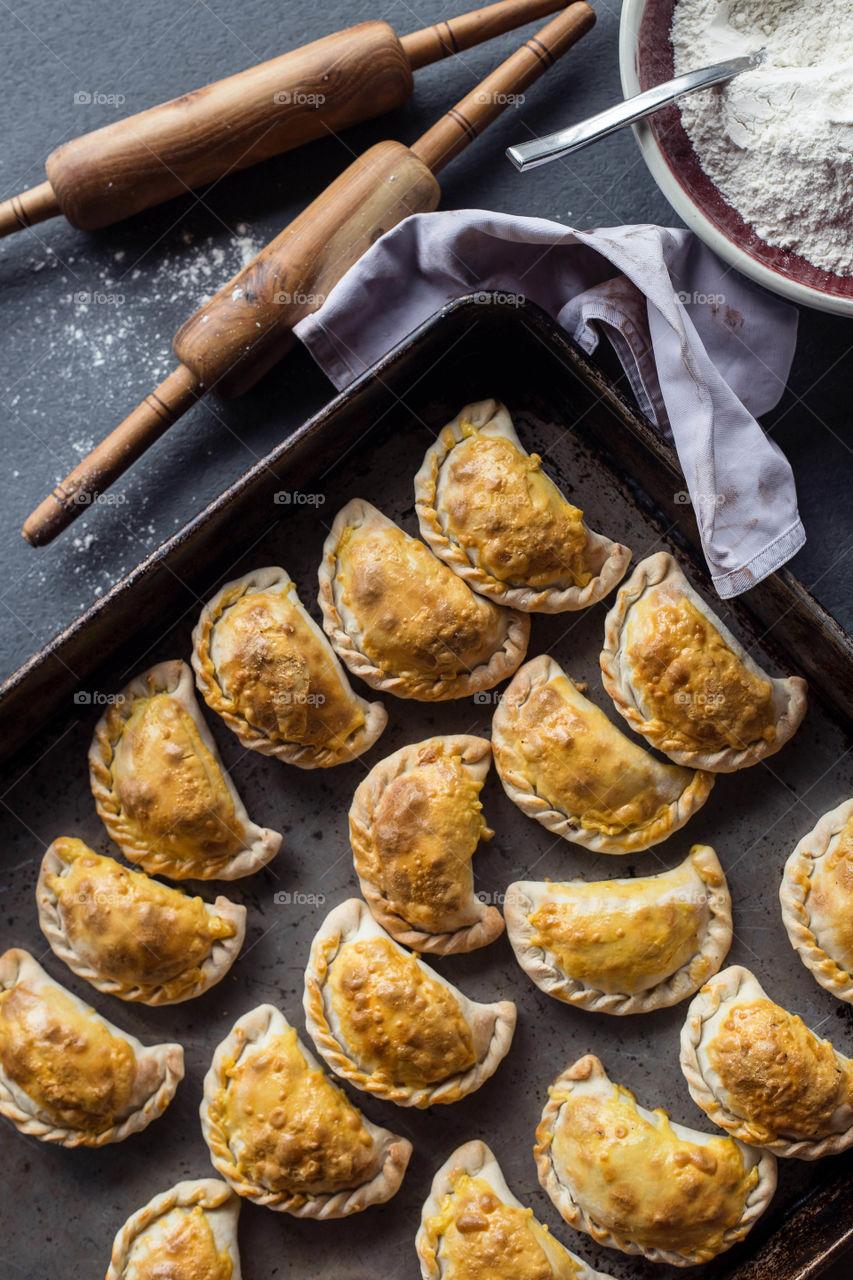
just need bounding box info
[619,0,853,316]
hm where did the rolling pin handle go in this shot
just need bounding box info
[21,364,201,546]
[0,181,60,239]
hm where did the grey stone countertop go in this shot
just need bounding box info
[1,0,852,682]
[1,2,853,1277]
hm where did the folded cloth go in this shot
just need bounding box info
[295,211,802,598]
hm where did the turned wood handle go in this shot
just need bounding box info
[0,182,60,239]
[21,365,200,546]
[45,23,413,230]
[401,0,570,70]
[412,1,596,173]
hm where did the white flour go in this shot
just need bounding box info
[671,0,853,275]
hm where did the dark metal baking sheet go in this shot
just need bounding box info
[2,297,852,1279]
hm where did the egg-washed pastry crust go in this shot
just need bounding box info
[504,845,731,1014]
[416,1139,614,1280]
[200,1003,411,1217]
[535,1054,776,1266]
[192,566,387,768]
[106,1179,241,1280]
[414,399,631,613]
[303,898,516,1108]
[492,654,713,854]
[781,798,853,1003]
[0,948,183,1147]
[318,499,530,702]
[36,836,246,1005]
[89,659,281,880]
[680,965,853,1159]
[348,734,503,954]
[600,553,807,772]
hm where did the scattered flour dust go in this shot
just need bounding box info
[13,224,261,603]
[671,0,853,275]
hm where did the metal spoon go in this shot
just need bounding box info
[506,49,766,170]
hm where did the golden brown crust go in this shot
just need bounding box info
[106,1179,241,1280]
[781,799,853,1003]
[318,499,529,701]
[191,566,387,768]
[199,1003,411,1217]
[303,899,516,1108]
[600,553,807,772]
[504,845,731,1014]
[535,1054,777,1266]
[492,654,713,854]
[88,659,281,880]
[348,734,504,954]
[416,1140,611,1280]
[0,949,183,1147]
[36,837,246,1005]
[680,966,853,1158]
[414,399,631,613]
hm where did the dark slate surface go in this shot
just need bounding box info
[1,0,852,682]
[1,7,852,1277]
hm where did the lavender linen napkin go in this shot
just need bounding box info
[295,210,802,597]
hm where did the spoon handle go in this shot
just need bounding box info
[506,50,763,170]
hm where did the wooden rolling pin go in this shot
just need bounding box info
[1,0,570,237]
[22,2,595,546]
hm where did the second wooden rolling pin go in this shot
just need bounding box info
[23,2,595,546]
[0,0,569,238]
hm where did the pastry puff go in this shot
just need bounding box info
[303,898,516,1108]
[492,654,714,854]
[600,553,807,772]
[89,660,281,880]
[106,1179,241,1280]
[348,734,504,954]
[781,799,853,1003]
[535,1055,776,1267]
[504,845,732,1014]
[192,566,387,768]
[36,836,246,1005]
[0,949,183,1147]
[680,965,853,1159]
[416,1140,614,1280]
[414,399,631,613]
[200,1004,411,1217]
[318,499,530,701]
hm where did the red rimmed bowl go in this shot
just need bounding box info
[619,0,853,315]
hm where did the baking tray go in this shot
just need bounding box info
[2,296,853,1280]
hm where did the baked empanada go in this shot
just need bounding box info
[492,654,714,854]
[600,553,807,772]
[89,659,281,880]
[303,898,516,1107]
[36,836,246,1005]
[415,399,631,613]
[200,1003,411,1217]
[192,566,387,767]
[348,734,503,954]
[0,949,183,1147]
[535,1054,776,1266]
[416,1139,613,1280]
[106,1179,240,1280]
[781,798,853,1003]
[680,965,853,1159]
[318,499,530,701]
[505,845,731,1014]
